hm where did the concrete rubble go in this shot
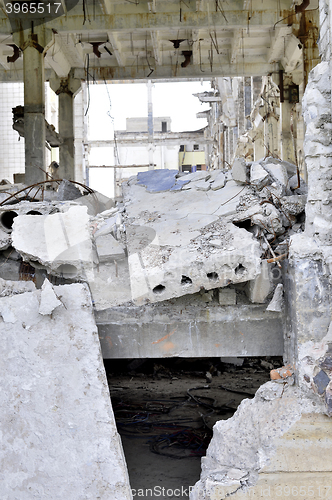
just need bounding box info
[0,278,132,500]
[190,380,332,500]
[0,155,306,312]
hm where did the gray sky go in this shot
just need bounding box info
[87,80,212,141]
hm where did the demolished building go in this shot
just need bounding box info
[1,0,332,499]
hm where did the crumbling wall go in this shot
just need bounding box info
[190,381,332,500]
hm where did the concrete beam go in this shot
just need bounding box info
[45,36,71,78]
[73,60,277,81]
[0,9,291,35]
[86,132,213,147]
[96,302,284,359]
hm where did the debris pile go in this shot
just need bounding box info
[0,157,306,311]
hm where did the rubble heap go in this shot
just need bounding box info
[0,159,306,310]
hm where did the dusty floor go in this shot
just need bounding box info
[105,357,280,499]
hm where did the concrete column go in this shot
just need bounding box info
[253,130,265,161]
[280,99,296,164]
[50,76,81,180]
[264,114,279,158]
[147,80,154,170]
[21,33,47,185]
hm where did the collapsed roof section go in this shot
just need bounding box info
[0,157,306,311]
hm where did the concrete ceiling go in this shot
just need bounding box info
[0,0,317,82]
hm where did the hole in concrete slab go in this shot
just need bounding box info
[153,284,166,294]
[26,210,43,216]
[235,264,246,276]
[55,264,78,278]
[181,275,193,285]
[1,210,18,231]
[104,356,282,494]
[207,272,219,280]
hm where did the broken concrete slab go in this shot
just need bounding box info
[250,162,269,189]
[95,233,125,263]
[266,283,283,312]
[231,158,247,184]
[261,158,290,190]
[38,278,62,315]
[0,281,132,499]
[11,206,94,280]
[194,180,211,191]
[190,383,329,500]
[247,260,271,303]
[0,277,35,296]
[181,170,210,182]
[137,169,178,192]
[210,171,225,190]
[75,192,115,216]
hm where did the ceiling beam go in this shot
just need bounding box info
[0,9,289,35]
[267,26,293,63]
[231,29,242,63]
[107,31,126,66]
[191,29,200,66]
[72,60,277,81]
[45,36,71,78]
[150,31,162,65]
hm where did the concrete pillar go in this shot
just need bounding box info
[264,114,279,158]
[280,99,296,164]
[20,31,48,185]
[253,130,265,161]
[147,80,154,170]
[50,75,81,180]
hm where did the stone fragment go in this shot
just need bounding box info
[320,356,332,371]
[137,169,178,192]
[231,158,247,184]
[313,369,330,395]
[250,162,269,189]
[38,278,62,315]
[56,179,82,200]
[12,206,94,279]
[262,160,289,189]
[266,283,283,312]
[247,260,271,303]
[0,277,36,297]
[95,233,125,262]
[218,288,236,305]
[181,170,210,182]
[210,172,226,190]
[75,192,115,216]
[280,194,307,215]
[194,180,211,191]
[170,178,191,191]
[270,365,294,380]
